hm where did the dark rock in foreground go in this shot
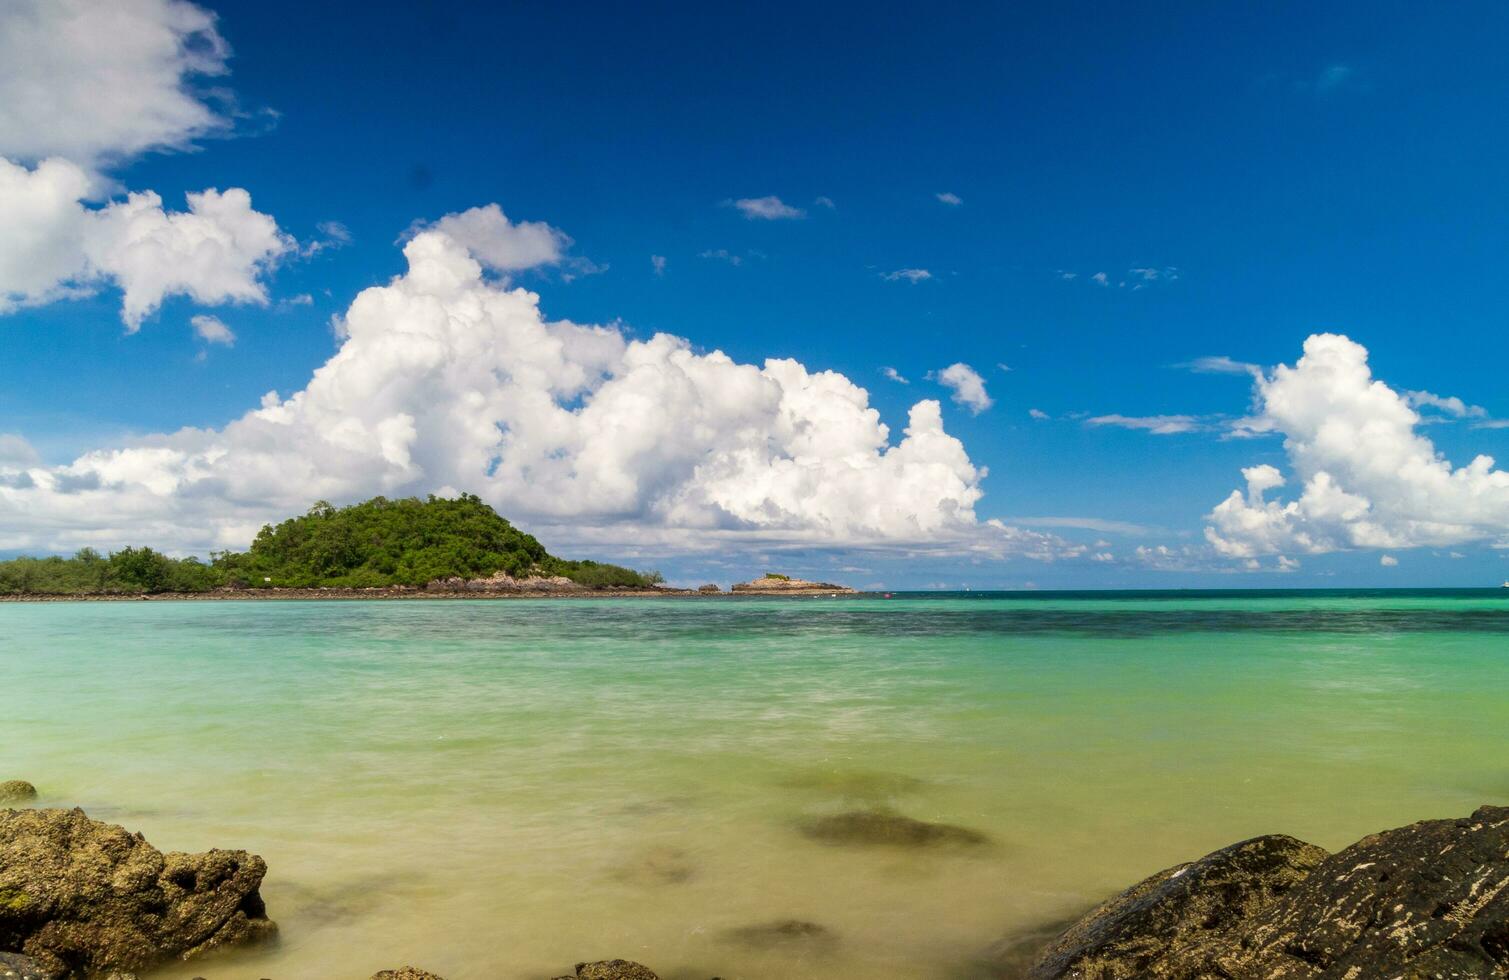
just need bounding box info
[1021,804,1509,979]
[0,807,276,979]
[1023,833,1328,978]
[801,809,989,848]
[0,783,36,805]
[0,953,48,980]
[553,961,661,980]
[719,918,836,950]
[371,969,446,980]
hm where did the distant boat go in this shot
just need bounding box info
[1502,581,1509,589]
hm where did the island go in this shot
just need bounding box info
[0,496,857,600]
[0,494,664,599]
[730,573,856,595]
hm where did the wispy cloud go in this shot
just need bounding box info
[1008,516,1154,535]
[1315,63,1355,93]
[1181,355,1262,377]
[191,314,235,346]
[698,249,744,266]
[726,195,805,220]
[883,268,933,283]
[881,366,909,384]
[813,196,836,210]
[935,192,962,206]
[1060,267,1181,290]
[651,254,667,276]
[1405,389,1486,419]
[1087,414,1206,435]
[1028,408,1050,421]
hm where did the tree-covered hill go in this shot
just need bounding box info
[0,495,661,595]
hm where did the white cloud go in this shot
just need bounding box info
[699,248,743,266]
[1205,334,1509,557]
[1380,554,1398,567]
[423,204,573,274]
[190,313,233,345]
[883,268,932,283]
[881,367,909,384]
[0,0,232,173]
[728,196,805,220]
[651,254,666,276]
[1090,272,1109,286]
[1087,414,1203,435]
[0,2,296,330]
[813,196,835,210]
[0,225,1067,557]
[1029,408,1050,420]
[1183,355,1262,377]
[1405,389,1486,419]
[935,192,962,206]
[935,363,992,414]
[0,157,292,329]
[0,434,40,468]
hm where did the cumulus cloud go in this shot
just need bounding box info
[1029,408,1050,420]
[0,225,1079,558]
[1206,334,1509,557]
[0,434,40,468]
[0,157,292,328]
[190,313,233,345]
[1380,554,1398,567]
[728,195,804,220]
[0,2,296,330]
[934,363,993,414]
[881,367,909,384]
[883,268,932,283]
[935,192,962,206]
[423,204,574,274]
[0,0,232,173]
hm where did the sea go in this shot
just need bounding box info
[4,590,1508,979]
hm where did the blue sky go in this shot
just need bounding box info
[2,0,1508,588]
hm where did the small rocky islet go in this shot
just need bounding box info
[5,785,1509,979]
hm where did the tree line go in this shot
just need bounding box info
[0,494,661,595]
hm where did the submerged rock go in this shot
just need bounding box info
[1022,805,1509,979]
[371,969,446,980]
[800,809,988,848]
[0,953,49,980]
[610,845,696,886]
[553,962,660,980]
[0,782,36,805]
[719,918,836,951]
[0,807,276,979]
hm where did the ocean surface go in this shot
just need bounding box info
[4,590,1508,979]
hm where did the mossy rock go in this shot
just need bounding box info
[0,781,36,804]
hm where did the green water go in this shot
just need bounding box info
[4,592,1508,979]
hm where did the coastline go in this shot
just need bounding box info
[0,586,863,603]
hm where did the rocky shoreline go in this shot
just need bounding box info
[7,786,1504,978]
[0,572,862,603]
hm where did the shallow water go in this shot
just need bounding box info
[4,591,1508,979]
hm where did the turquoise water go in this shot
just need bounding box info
[3,591,1508,979]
